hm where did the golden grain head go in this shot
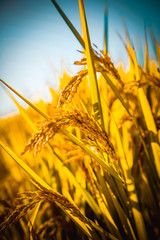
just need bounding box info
[57,69,88,107]
[22,109,117,161]
[0,198,39,233]
[74,48,123,85]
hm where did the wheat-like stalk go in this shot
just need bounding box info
[22,109,117,161]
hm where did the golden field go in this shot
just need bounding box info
[0,0,160,239]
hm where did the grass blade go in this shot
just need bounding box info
[151,30,160,65]
[4,88,37,132]
[101,72,131,116]
[122,126,148,240]
[144,27,150,73]
[104,4,108,54]
[51,0,85,48]
[78,0,104,128]
[0,141,53,191]
[28,201,41,238]
[0,79,49,119]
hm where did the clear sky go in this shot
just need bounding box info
[0,0,160,116]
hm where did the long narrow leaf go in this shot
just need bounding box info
[101,72,131,116]
[144,27,150,73]
[0,79,48,119]
[4,89,37,132]
[104,4,108,54]
[78,0,104,129]
[51,0,85,48]
[122,126,148,240]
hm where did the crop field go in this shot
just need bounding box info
[0,0,160,239]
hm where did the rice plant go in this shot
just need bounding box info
[0,0,160,239]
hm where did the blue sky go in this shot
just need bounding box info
[0,0,160,116]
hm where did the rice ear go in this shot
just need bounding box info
[0,141,99,239]
[0,80,123,181]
